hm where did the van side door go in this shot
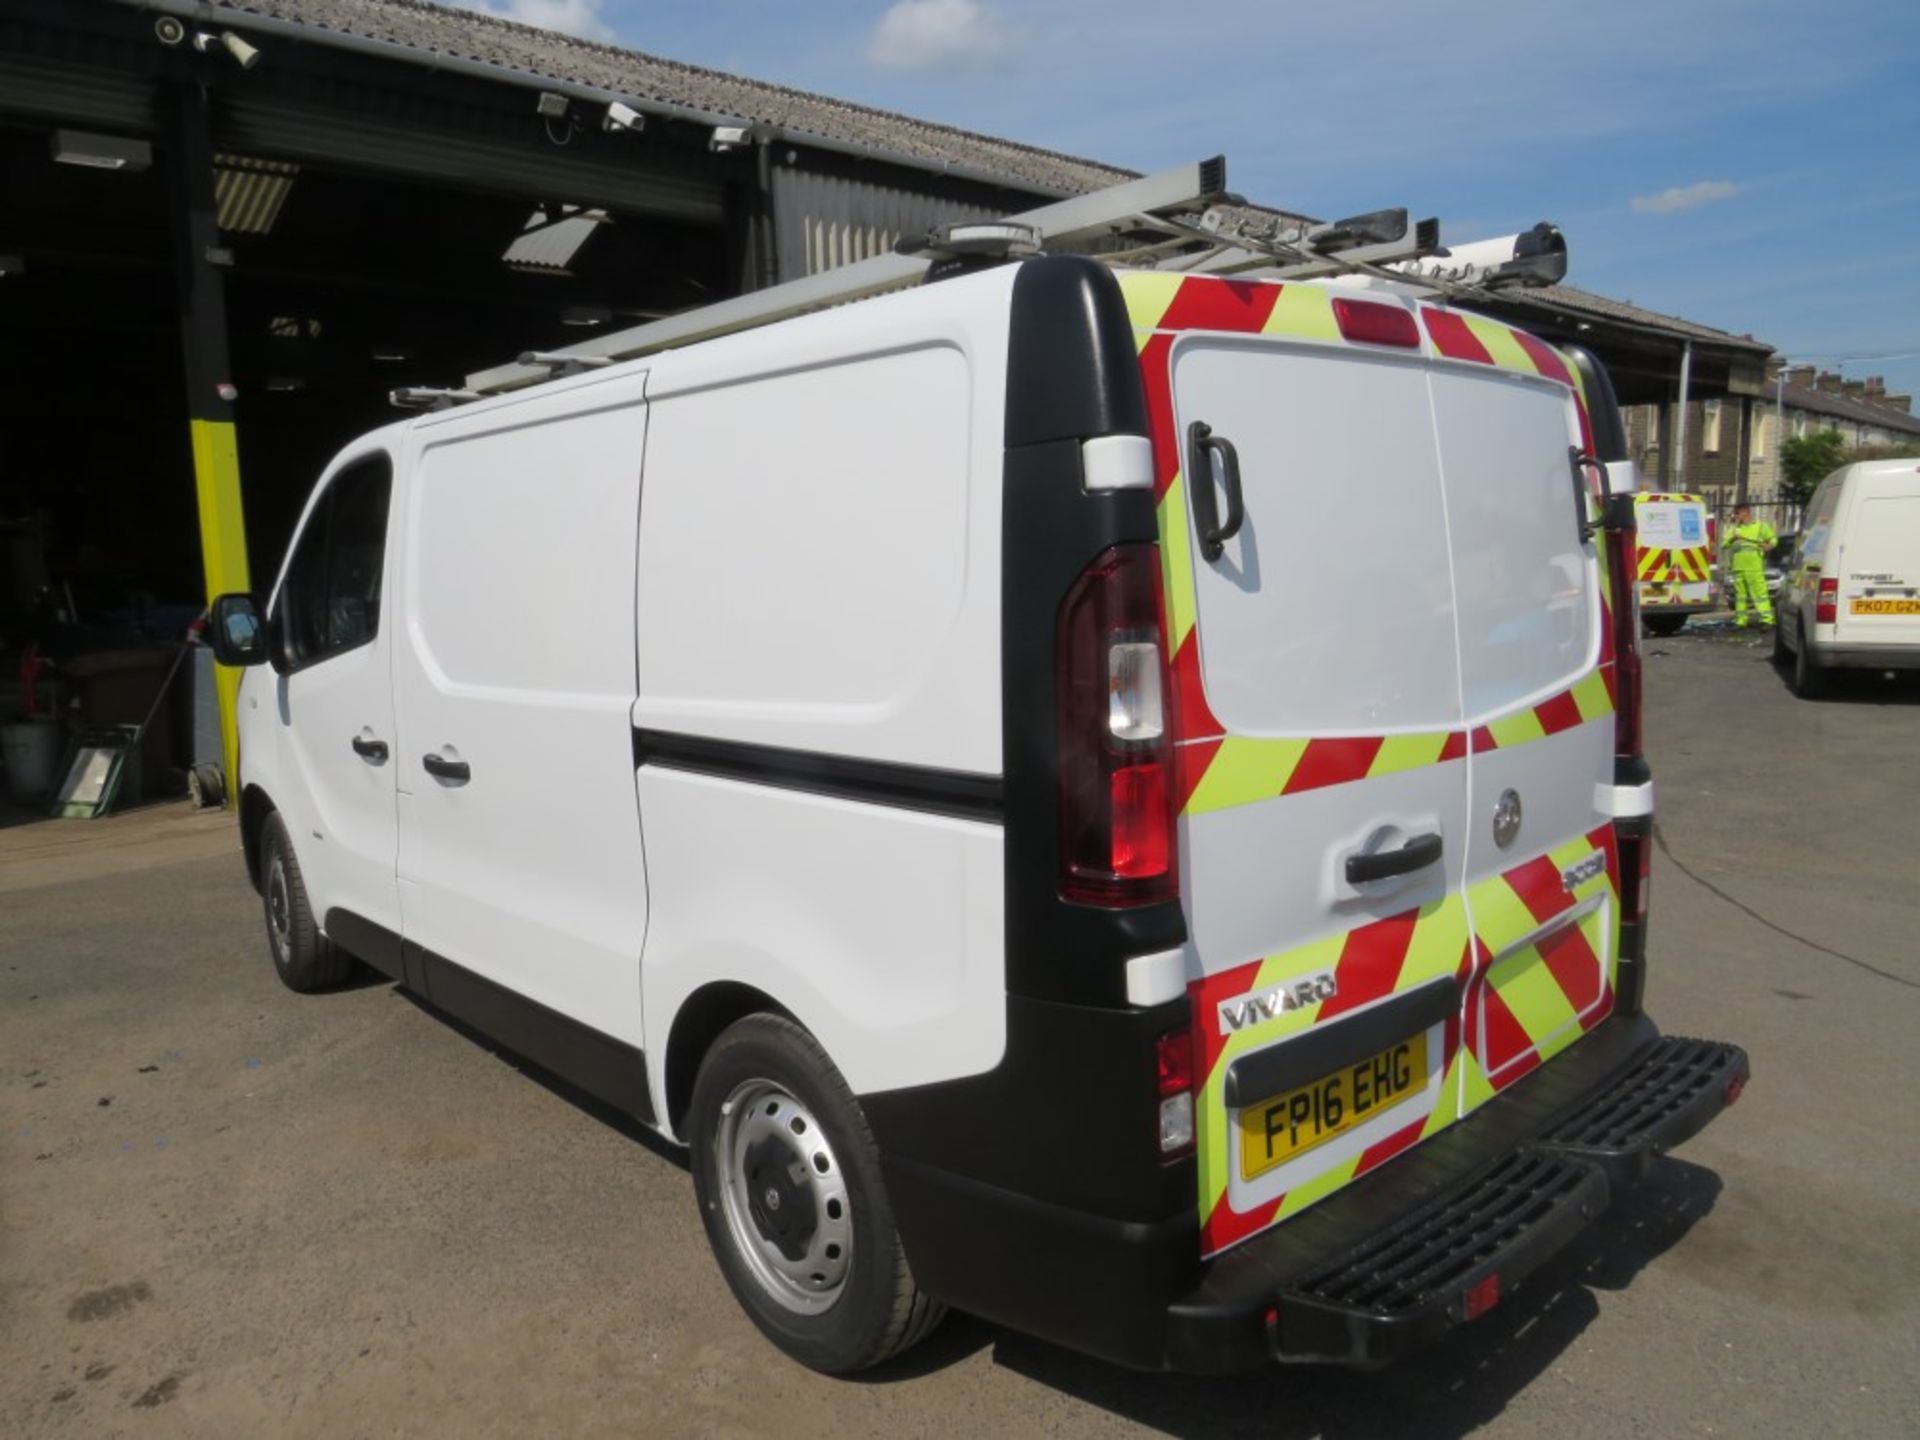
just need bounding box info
[391,380,651,1058]
[267,451,402,943]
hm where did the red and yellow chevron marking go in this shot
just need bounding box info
[1173,668,1614,818]
[1462,823,1620,1105]
[1637,545,1712,584]
[1189,897,1473,1257]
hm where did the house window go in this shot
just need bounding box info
[1702,398,1722,455]
[1752,408,1766,460]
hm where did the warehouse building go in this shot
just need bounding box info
[0,0,1771,804]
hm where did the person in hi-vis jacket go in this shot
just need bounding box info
[1722,503,1777,628]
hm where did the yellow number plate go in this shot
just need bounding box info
[1238,1032,1428,1181]
[1851,598,1920,615]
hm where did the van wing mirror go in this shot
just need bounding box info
[207,593,269,668]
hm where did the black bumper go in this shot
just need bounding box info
[884,1013,1747,1373]
[1172,1016,1747,1370]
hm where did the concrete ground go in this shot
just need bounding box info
[3,632,1917,1438]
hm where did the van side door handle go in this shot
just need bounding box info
[1345,832,1443,884]
[1186,421,1246,561]
[349,734,389,763]
[421,753,470,784]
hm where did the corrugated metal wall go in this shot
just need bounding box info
[771,167,994,280]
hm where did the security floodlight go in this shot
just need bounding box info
[50,130,153,173]
[709,124,750,152]
[536,92,571,120]
[603,101,645,133]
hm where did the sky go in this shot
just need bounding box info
[457,0,1920,400]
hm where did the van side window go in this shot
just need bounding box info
[279,454,393,668]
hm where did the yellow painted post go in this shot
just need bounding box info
[189,420,251,794]
[167,79,252,806]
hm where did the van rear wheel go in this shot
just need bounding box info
[1644,613,1688,637]
[259,811,354,992]
[688,1014,944,1373]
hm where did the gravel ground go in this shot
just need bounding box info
[3,626,1916,1438]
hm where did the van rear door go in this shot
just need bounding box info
[1833,470,1920,648]
[1427,352,1620,1116]
[1125,275,1618,1258]
[1137,284,1476,1258]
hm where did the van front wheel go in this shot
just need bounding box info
[258,811,353,992]
[688,1014,945,1373]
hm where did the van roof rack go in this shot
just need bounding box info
[420,155,1558,406]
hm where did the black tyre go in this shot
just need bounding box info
[258,811,354,992]
[1644,613,1688,637]
[1790,622,1829,699]
[688,1014,945,1373]
[1772,619,1791,666]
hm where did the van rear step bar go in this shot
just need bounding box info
[1165,1023,1747,1370]
[1536,1035,1748,1185]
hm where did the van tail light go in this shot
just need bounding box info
[1816,577,1839,625]
[1156,1027,1195,1157]
[1057,544,1178,906]
[1332,297,1420,349]
[1605,521,1644,759]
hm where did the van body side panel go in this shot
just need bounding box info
[634,271,1015,1112]
[393,377,652,1049]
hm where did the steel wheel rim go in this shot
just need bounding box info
[266,854,292,963]
[713,1079,852,1315]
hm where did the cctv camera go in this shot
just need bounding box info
[603,101,644,133]
[221,31,261,69]
[192,29,261,68]
[154,15,186,45]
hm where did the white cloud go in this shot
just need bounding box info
[449,0,614,43]
[1631,180,1739,215]
[867,0,1022,73]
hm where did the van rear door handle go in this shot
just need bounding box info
[421,753,470,784]
[350,734,388,763]
[1186,421,1246,561]
[1345,832,1443,884]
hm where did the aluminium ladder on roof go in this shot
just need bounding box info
[457,156,1232,397]
[426,154,1511,407]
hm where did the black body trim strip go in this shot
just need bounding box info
[1222,977,1462,1109]
[323,907,404,981]
[407,942,656,1125]
[633,728,1003,824]
[322,910,654,1125]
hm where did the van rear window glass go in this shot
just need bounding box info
[1430,366,1595,721]
[1169,338,1463,736]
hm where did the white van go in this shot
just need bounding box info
[206,256,1746,1374]
[1776,459,1920,696]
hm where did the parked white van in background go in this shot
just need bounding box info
[205,252,1746,1375]
[1776,459,1920,696]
